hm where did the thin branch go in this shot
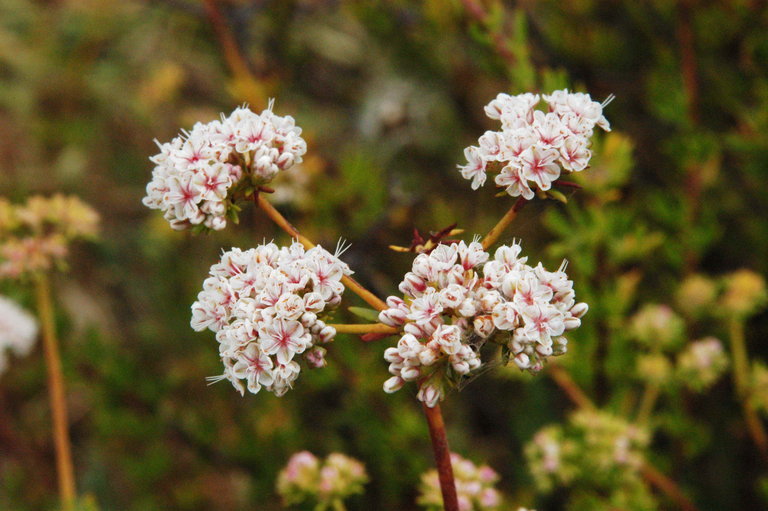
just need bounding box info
[201,0,266,107]
[327,323,398,335]
[35,273,76,510]
[481,197,527,250]
[254,193,388,311]
[728,318,768,461]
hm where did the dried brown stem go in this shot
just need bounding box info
[422,403,459,511]
[548,362,595,410]
[35,274,76,510]
[640,464,699,511]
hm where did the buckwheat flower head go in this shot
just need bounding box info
[143,101,307,232]
[635,353,672,385]
[629,304,685,351]
[526,410,649,494]
[192,240,351,396]
[676,337,728,392]
[0,195,99,279]
[277,451,367,509]
[418,453,504,511]
[676,274,717,318]
[0,295,38,375]
[380,239,586,407]
[720,269,767,318]
[458,89,612,199]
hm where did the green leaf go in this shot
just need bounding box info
[348,306,381,323]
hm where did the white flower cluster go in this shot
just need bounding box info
[191,240,351,396]
[418,453,503,511]
[380,239,586,407]
[458,90,612,199]
[143,102,307,231]
[0,295,38,375]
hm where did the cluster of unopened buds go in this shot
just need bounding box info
[276,451,367,510]
[458,89,612,199]
[0,195,99,279]
[0,295,38,375]
[379,239,587,407]
[191,240,351,396]
[143,102,307,231]
[526,410,649,492]
[418,453,506,511]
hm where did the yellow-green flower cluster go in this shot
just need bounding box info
[525,410,651,505]
[0,195,98,279]
[720,269,767,318]
[276,451,367,510]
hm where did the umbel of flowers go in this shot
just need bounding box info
[143,102,307,231]
[191,240,351,396]
[0,295,38,375]
[525,410,654,509]
[418,453,505,511]
[0,195,99,278]
[379,239,586,407]
[276,451,368,510]
[458,89,612,199]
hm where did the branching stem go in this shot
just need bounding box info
[254,193,387,311]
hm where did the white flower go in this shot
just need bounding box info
[144,101,307,231]
[458,89,611,198]
[380,239,586,406]
[194,240,351,396]
[0,295,38,375]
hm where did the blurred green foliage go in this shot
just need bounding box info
[1,0,768,510]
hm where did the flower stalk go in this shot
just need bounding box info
[422,403,460,511]
[728,317,768,460]
[34,273,76,510]
[481,197,527,250]
[327,323,398,335]
[254,193,388,311]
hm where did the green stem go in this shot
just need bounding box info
[728,317,768,460]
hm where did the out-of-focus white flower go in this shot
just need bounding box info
[0,295,38,374]
[192,240,350,396]
[526,410,649,494]
[417,453,505,511]
[143,101,307,231]
[277,451,367,509]
[458,90,612,199]
[676,337,728,392]
[380,239,586,407]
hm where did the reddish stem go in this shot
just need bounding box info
[422,403,459,511]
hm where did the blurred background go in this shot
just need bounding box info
[1,0,767,509]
